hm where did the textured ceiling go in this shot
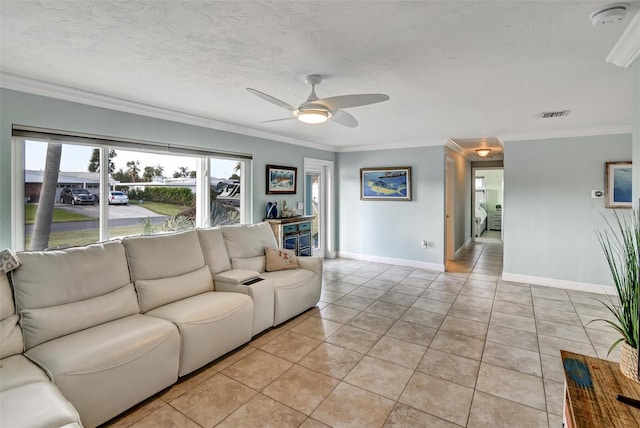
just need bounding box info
[0,1,636,151]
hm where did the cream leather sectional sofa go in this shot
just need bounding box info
[0,222,322,427]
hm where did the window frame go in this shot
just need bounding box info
[12,132,252,250]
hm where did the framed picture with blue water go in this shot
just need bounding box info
[605,161,632,208]
[360,166,412,201]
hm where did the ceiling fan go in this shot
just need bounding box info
[247,75,389,128]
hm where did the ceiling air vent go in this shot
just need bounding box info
[540,110,570,119]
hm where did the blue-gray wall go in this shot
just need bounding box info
[634,62,640,208]
[336,145,468,269]
[0,89,335,249]
[503,133,633,288]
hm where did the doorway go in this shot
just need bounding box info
[445,157,455,261]
[473,167,503,242]
[304,158,334,258]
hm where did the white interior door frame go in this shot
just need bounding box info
[303,157,334,258]
[445,157,455,261]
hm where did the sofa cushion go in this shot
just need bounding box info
[0,382,82,428]
[135,266,213,312]
[146,291,253,376]
[0,274,23,359]
[232,256,266,272]
[26,314,180,427]
[0,354,49,392]
[12,241,139,350]
[196,227,232,275]
[124,230,206,280]
[222,222,278,259]
[265,248,298,272]
[20,284,140,349]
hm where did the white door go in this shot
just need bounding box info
[304,158,334,258]
[446,157,455,261]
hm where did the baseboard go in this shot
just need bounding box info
[336,251,445,272]
[454,239,472,259]
[501,272,616,295]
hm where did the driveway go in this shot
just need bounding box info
[56,202,159,219]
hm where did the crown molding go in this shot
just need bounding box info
[607,9,640,68]
[499,124,633,142]
[0,72,335,152]
[336,137,449,153]
[445,139,465,154]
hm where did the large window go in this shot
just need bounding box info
[17,133,251,251]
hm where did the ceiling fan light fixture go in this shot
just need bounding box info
[476,148,491,157]
[297,110,330,124]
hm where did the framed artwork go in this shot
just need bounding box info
[605,161,632,208]
[266,165,297,194]
[360,166,412,201]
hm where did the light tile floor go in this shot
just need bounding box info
[103,241,621,427]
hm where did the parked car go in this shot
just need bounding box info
[108,191,129,205]
[59,188,95,205]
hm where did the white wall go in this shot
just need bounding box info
[0,89,335,249]
[503,133,632,289]
[336,146,449,270]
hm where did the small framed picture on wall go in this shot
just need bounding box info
[266,165,297,194]
[605,161,632,208]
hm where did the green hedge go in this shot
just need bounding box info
[129,187,194,206]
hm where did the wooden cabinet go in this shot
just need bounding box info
[265,216,315,256]
[488,211,502,231]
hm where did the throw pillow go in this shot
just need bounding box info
[0,249,21,275]
[265,247,298,272]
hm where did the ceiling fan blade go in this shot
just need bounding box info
[315,94,389,110]
[247,88,296,111]
[259,117,295,124]
[331,110,359,128]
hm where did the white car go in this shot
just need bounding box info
[108,191,129,205]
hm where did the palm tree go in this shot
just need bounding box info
[126,160,141,182]
[87,149,117,173]
[30,143,62,250]
[173,166,190,178]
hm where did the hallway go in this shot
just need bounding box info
[446,241,503,275]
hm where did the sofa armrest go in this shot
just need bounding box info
[214,269,260,285]
[213,269,262,295]
[297,257,323,277]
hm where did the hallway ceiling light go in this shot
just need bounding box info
[476,148,491,157]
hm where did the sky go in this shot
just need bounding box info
[25,140,237,178]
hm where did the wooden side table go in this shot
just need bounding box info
[561,350,640,427]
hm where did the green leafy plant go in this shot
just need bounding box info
[138,217,156,236]
[163,214,195,232]
[591,210,640,354]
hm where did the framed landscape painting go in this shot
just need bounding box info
[361,167,412,201]
[266,165,297,194]
[605,161,632,208]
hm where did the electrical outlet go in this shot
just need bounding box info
[421,240,428,249]
[591,190,604,199]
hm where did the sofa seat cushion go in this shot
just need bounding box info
[0,354,49,392]
[262,269,322,325]
[0,382,81,428]
[26,314,180,428]
[147,292,253,376]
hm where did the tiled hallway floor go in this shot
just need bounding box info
[104,241,621,427]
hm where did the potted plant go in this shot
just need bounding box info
[592,209,640,381]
